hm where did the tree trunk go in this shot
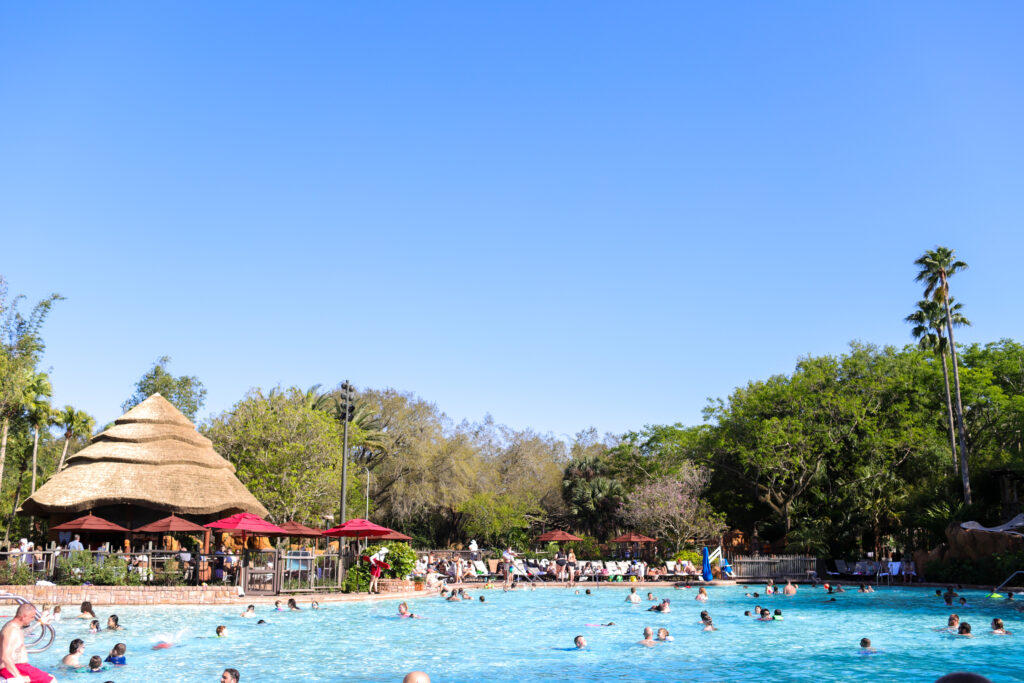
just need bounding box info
[3,449,29,546]
[938,351,959,474]
[31,426,39,493]
[57,436,71,472]
[0,418,8,493]
[943,293,972,504]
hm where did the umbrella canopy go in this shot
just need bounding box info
[377,530,412,541]
[611,532,657,544]
[205,512,287,536]
[537,530,583,543]
[51,512,129,533]
[278,521,324,538]
[133,513,208,534]
[322,518,392,538]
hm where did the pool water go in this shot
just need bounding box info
[32,585,1024,682]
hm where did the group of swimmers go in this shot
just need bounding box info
[60,640,125,673]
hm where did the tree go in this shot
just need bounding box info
[915,247,972,503]
[906,298,970,474]
[0,279,62,490]
[54,407,95,472]
[619,468,726,552]
[122,356,207,421]
[562,455,624,540]
[203,388,344,524]
[22,372,52,493]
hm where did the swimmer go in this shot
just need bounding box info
[311,601,319,610]
[648,599,670,613]
[574,635,587,649]
[958,597,968,608]
[287,598,301,611]
[695,587,708,602]
[991,618,1011,635]
[461,590,472,601]
[256,619,268,625]
[274,600,284,611]
[783,579,797,596]
[78,600,96,619]
[62,638,86,667]
[758,609,773,622]
[858,584,869,593]
[700,611,715,631]
[446,591,460,602]
[656,627,673,641]
[646,592,656,602]
[753,592,760,598]
[638,626,657,647]
[222,669,241,683]
[240,605,256,618]
[958,622,972,637]
[585,589,591,596]
[479,596,485,603]
[105,642,127,665]
[773,609,783,621]
[51,606,62,621]
[743,610,752,617]
[584,622,615,627]
[859,637,876,653]
[82,655,107,673]
[216,625,228,637]
[398,602,420,618]
[943,614,961,631]
[402,673,430,683]
[89,619,100,634]
[107,614,124,630]
[833,584,845,593]
[626,587,641,604]
[765,579,775,595]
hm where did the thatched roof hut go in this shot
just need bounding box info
[20,394,267,523]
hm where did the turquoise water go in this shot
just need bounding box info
[30,585,1024,682]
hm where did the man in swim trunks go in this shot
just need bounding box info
[0,604,56,682]
[638,627,657,647]
[626,587,640,604]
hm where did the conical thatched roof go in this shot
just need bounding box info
[21,394,267,518]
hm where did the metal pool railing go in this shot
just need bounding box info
[729,555,817,579]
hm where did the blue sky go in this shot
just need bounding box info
[1,2,1022,438]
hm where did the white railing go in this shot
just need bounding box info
[730,554,816,579]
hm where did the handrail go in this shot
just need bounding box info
[0,592,56,654]
[996,570,1024,592]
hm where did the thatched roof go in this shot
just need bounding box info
[20,394,267,518]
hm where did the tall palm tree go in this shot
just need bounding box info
[23,372,52,494]
[55,406,95,472]
[914,247,971,503]
[906,298,970,474]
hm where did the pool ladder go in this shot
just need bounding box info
[0,592,56,654]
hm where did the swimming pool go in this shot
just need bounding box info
[32,585,1024,682]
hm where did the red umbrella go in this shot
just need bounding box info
[204,513,288,536]
[51,512,129,533]
[278,521,323,538]
[377,530,412,541]
[537,530,582,543]
[611,532,657,544]
[322,518,392,538]
[133,513,208,534]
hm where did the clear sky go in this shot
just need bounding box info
[2,2,1022,438]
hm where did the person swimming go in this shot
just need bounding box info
[626,587,641,604]
[240,605,256,618]
[274,600,284,611]
[758,609,773,622]
[287,598,301,611]
[311,601,320,610]
[216,625,228,637]
[106,615,124,630]
[398,602,420,618]
[80,655,108,673]
[656,627,673,641]
[695,587,708,602]
[859,637,876,654]
[574,635,587,649]
[479,596,485,603]
[700,611,716,631]
[646,592,656,602]
[991,618,1011,635]
[943,614,960,632]
[88,619,100,634]
[62,639,85,667]
[105,643,127,665]
[958,622,973,636]
[585,622,615,627]
[638,626,657,647]
[648,599,670,613]
[773,609,783,621]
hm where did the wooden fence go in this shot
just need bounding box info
[729,554,817,579]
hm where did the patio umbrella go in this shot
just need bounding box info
[133,513,208,534]
[537,530,582,543]
[205,512,288,548]
[51,512,129,533]
[377,530,412,541]
[322,518,392,538]
[611,532,656,544]
[278,521,323,537]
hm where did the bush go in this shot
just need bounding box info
[0,561,36,585]
[925,550,1024,587]
[343,542,417,593]
[56,552,141,586]
[672,548,702,566]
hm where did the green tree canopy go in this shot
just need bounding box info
[122,356,207,421]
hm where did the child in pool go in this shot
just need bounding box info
[88,620,100,634]
[79,655,109,673]
[859,637,876,654]
[991,618,1012,635]
[105,643,126,665]
[216,625,228,637]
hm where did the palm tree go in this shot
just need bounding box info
[55,406,95,472]
[914,247,972,503]
[23,373,52,494]
[906,298,970,474]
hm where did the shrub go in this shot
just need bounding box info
[56,552,141,586]
[672,548,702,566]
[924,550,1024,587]
[342,542,417,593]
[0,561,37,585]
